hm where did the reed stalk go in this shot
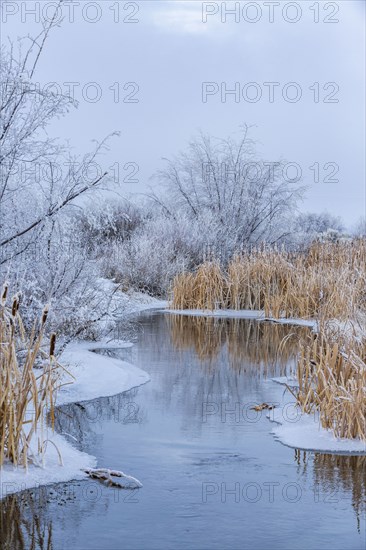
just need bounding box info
[0,285,69,468]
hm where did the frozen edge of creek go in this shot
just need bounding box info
[1,306,365,500]
[0,300,165,499]
[0,341,151,498]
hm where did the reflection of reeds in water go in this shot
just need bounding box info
[295,450,366,524]
[314,453,366,520]
[0,492,53,550]
[226,320,302,375]
[167,314,307,377]
[168,315,225,362]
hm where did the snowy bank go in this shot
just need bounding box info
[267,406,366,454]
[57,341,150,406]
[0,431,96,499]
[1,341,149,499]
[267,377,366,454]
[110,289,167,318]
[96,278,167,320]
[0,292,161,500]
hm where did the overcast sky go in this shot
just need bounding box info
[2,0,365,226]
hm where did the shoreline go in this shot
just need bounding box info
[0,299,164,500]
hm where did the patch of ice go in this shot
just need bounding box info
[58,341,150,406]
[267,405,366,455]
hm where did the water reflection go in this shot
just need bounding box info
[0,490,53,550]
[0,313,364,550]
[167,314,307,375]
[294,450,366,530]
[53,387,145,451]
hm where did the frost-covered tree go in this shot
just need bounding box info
[149,128,305,257]
[352,217,366,238]
[91,129,307,294]
[294,211,344,237]
[290,211,346,248]
[0,11,117,335]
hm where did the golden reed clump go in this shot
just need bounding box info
[291,329,366,440]
[171,240,366,440]
[0,284,70,468]
[171,240,366,321]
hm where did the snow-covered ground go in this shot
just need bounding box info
[108,287,167,319]
[0,293,164,500]
[58,341,150,406]
[267,377,366,454]
[268,408,366,454]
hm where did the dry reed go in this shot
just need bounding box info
[172,240,366,321]
[0,283,70,468]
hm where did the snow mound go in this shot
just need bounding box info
[267,406,366,454]
[58,341,150,405]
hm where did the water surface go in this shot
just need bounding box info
[1,312,365,549]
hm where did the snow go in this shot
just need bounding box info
[96,278,167,320]
[0,432,96,500]
[267,406,366,454]
[267,376,366,454]
[0,294,161,500]
[57,341,150,406]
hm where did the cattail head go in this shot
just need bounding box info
[41,305,50,326]
[11,295,19,316]
[49,333,56,357]
[2,282,8,304]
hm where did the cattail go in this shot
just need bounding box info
[11,295,19,316]
[1,282,8,304]
[1,292,68,468]
[41,305,49,326]
[49,333,56,357]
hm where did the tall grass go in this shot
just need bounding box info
[172,240,366,321]
[294,329,366,440]
[0,284,69,468]
[171,240,366,441]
